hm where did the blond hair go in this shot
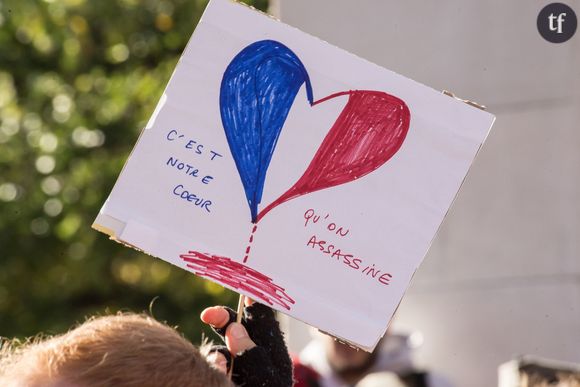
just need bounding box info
[0,313,233,387]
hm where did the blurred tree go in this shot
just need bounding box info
[0,0,268,342]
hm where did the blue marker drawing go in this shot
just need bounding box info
[220,39,313,222]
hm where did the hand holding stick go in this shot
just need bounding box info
[200,296,293,387]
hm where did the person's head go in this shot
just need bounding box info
[310,330,387,385]
[0,313,232,387]
[322,335,377,375]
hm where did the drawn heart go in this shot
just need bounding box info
[220,40,410,224]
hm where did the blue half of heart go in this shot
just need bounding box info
[219,39,314,223]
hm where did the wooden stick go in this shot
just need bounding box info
[228,294,245,379]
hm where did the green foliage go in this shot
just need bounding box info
[0,0,268,341]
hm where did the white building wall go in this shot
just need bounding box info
[272,1,580,386]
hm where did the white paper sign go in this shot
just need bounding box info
[93,0,495,351]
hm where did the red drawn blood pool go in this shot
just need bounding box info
[180,251,295,310]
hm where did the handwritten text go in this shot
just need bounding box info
[303,208,392,286]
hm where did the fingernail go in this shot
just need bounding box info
[230,323,247,339]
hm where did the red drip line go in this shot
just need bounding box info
[242,224,259,263]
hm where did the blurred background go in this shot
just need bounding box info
[0,0,579,386]
[0,0,266,343]
[272,1,580,386]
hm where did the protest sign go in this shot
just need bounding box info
[93,0,495,350]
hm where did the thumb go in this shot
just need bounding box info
[225,322,256,356]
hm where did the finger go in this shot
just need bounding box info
[207,345,232,373]
[200,306,231,329]
[206,351,228,374]
[225,322,256,355]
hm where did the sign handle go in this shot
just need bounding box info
[228,294,246,379]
